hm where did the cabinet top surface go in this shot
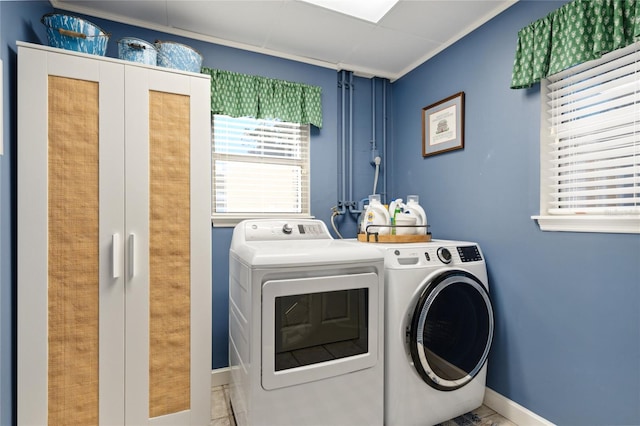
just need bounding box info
[17,41,210,80]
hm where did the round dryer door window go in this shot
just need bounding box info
[409,270,494,391]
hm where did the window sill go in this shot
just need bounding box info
[212,213,314,228]
[532,215,640,234]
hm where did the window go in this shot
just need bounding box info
[534,42,640,234]
[211,115,310,227]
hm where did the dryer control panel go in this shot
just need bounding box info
[240,219,332,241]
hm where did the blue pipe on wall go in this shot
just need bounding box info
[371,78,376,155]
[382,78,388,203]
[336,70,347,214]
[348,71,354,208]
[336,69,358,215]
[337,73,390,220]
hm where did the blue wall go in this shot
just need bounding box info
[2,1,639,425]
[391,1,640,425]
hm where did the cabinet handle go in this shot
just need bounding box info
[128,233,135,278]
[112,233,121,278]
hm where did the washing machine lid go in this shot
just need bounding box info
[408,269,493,391]
[230,219,383,267]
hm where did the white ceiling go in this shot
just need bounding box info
[50,0,517,81]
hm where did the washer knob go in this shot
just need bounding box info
[437,247,452,264]
[282,223,293,234]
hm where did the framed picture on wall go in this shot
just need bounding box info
[422,91,464,157]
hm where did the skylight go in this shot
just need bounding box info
[299,0,400,23]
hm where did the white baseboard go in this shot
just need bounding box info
[484,387,555,426]
[211,367,230,387]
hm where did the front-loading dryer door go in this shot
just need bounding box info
[409,270,493,391]
[262,272,379,390]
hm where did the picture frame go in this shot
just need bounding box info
[422,91,464,157]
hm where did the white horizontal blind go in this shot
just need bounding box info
[545,42,640,215]
[212,115,310,217]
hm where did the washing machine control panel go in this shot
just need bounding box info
[385,243,482,267]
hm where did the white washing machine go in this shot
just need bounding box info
[229,219,385,426]
[378,240,494,426]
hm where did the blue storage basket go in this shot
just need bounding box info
[41,13,109,56]
[155,40,203,73]
[118,37,158,65]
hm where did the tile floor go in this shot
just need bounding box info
[211,385,235,426]
[211,384,517,426]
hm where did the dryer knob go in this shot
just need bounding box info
[282,223,293,234]
[437,247,452,264]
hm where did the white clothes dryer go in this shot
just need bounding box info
[377,240,494,426]
[229,219,385,426]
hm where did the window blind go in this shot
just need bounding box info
[212,115,310,217]
[545,42,640,215]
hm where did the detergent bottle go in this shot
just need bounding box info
[360,194,390,235]
[405,195,428,235]
[388,198,405,235]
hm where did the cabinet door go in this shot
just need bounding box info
[124,65,211,425]
[18,46,126,425]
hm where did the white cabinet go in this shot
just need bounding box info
[17,42,211,425]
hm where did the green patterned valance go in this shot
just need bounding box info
[511,0,640,89]
[201,68,323,128]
